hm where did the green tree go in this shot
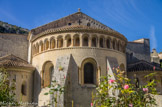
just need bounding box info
[0,68,19,106]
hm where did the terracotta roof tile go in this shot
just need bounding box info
[0,54,35,69]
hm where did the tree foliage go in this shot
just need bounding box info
[0,68,19,106]
[93,69,157,107]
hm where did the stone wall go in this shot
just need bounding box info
[0,33,28,60]
[8,68,33,104]
[155,95,162,107]
[126,38,150,63]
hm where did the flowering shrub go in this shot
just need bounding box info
[44,80,64,106]
[93,69,158,107]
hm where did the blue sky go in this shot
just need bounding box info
[0,0,161,52]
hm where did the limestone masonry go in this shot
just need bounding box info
[0,11,162,107]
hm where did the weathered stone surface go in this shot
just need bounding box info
[0,33,28,61]
[126,39,150,63]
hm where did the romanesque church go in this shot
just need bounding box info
[0,10,162,107]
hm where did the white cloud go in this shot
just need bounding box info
[150,26,157,49]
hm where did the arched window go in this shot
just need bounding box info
[106,39,110,48]
[45,40,49,50]
[81,58,97,85]
[21,81,27,96]
[92,37,97,47]
[42,61,54,87]
[58,37,63,48]
[87,22,91,27]
[100,38,104,48]
[113,39,116,49]
[84,63,94,84]
[67,38,71,47]
[36,43,39,53]
[32,45,36,55]
[75,37,80,46]
[116,41,119,51]
[83,36,88,46]
[50,39,55,49]
[74,35,80,46]
[40,41,44,52]
[118,41,121,51]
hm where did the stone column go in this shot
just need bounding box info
[63,36,66,48]
[89,36,92,47]
[55,39,58,48]
[80,35,83,47]
[97,37,100,48]
[103,38,106,48]
[71,35,74,47]
[111,40,113,49]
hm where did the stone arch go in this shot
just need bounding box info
[21,81,27,96]
[36,43,39,53]
[118,41,121,51]
[113,38,117,50]
[106,38,111,49]
[39,41,44,52]
[50,37,55,49]
[81,58,97,84]
[99,36,104,48]
[65,34,71,47]
[32,44,36,55]
[42,61,54,88]
[119,63,125,71]
[87,22,91,27]
[82,34,89,46]
[44,39,49,50]
[91,35,97,47]
[116,40,119,51]
[57,36,63,48]
[73,34,80,46]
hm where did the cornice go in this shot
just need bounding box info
[31,25,127,42]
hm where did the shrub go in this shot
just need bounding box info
[0,68,19,106]
[93,69,157,107]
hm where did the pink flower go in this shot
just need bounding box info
[113,67,115,70]
[129,103,133,107]
[109,79,115,84]
[143,88,148,92]
[91,103,93,106]
[124,85,129,89]
[107,67,109,71]
[153,66,156,71]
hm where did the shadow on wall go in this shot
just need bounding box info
[33,69,41,104]
[126,52,141,64]
[64,55,78,106]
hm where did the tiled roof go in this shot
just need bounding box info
[127,60,162,72]
[31,12,120,35]
[0,54,35,69]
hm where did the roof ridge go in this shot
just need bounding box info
[31,12,80,31]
